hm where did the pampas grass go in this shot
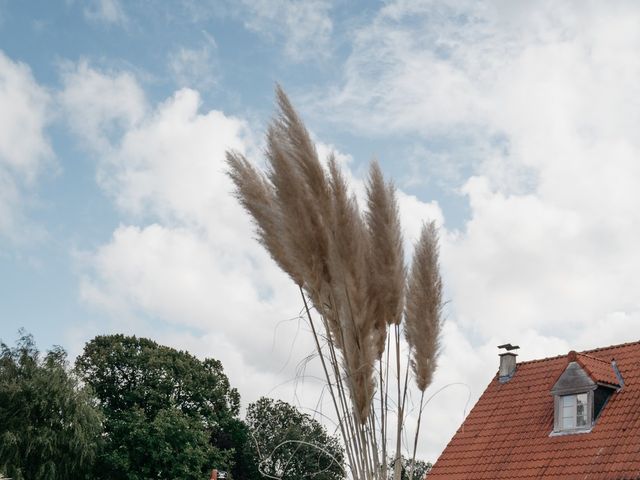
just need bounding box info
[405,221,442,393]
[227,86,443,480]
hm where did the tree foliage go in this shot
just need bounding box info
[97,407,232,479]
[0,332,102,480]
[391,456,432,480]
[75,334,241,479]
[246,397,345,480]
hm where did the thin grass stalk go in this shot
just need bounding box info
[358,419,373,479]
[319,295,367,480]
[393,324,403,480]
[299,287,358,479]
[379,357,387,478]
[368,416,380,478]
[408,390,426,480]
[383,332,391,477]
[368,408,381,477]
[400,349,411,436]
[329,330,364,480]
[327,339,361,480]
[347,376,371,480]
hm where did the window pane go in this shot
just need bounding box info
[576,394,588,427]
[562,414,575,429]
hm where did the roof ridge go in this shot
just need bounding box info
[581,338,640,356]
[576,352,610,364]
[514,339,640,366]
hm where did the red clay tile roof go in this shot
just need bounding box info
[575,352,620,387]
[429,340,640,479]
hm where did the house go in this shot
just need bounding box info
[429,340,640,479]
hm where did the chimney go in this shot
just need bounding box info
[210,470,217,480]
[497,343,519,383]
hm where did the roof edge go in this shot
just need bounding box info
[513,339,640,366]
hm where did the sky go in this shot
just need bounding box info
[2,0,640,464]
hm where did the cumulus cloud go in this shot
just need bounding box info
[67,63,445,441]
[0,50,52,241]
[316,0,640,460]
[98,88,249,226]
[65,63,340,412]
[66,0,640,460]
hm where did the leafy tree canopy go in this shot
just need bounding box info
[0,332,102,480]
[98,406,233,479]
[246,397,345,480]
[76,334,240,422]
[75,334,241,479]
[399,456,432,480]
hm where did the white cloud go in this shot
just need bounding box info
[99,87,248,227]
[180,0,334,62]
[66,64,330,411]
[69,65,446,448]
[235,0,333,62]
[0,50,52,240]
[313,0,640,461]
[83,0,128,26]
[68,0,640,461]
[168,33,218,90]
[59,61,146,151]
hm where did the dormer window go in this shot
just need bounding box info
[550,351,621,435]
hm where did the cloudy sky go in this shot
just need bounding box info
[2,0,640,463]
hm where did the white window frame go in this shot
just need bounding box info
[552,391,593,434]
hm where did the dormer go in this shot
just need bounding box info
[550,350,622,435]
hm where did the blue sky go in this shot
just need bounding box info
[3,0,640,461]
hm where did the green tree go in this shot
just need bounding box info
[406,459,431,480]
[390,456,431,480]
[246,397,345,480]
[75,334,241,479]
[214,417,261,480]
[0,332,102,480]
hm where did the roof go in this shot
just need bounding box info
[574,352,620,387]
[429,340,640,479]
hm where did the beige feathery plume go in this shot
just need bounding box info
[327,154,376,422]
[264,105,332,297]
[404,221,443,392]
[226,151,303,286]
[265,90,340,347]
[274,85,331,217]
[365,161,405,357]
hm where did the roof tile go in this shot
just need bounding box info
[429,340,640,479]
[575,352,620,386]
